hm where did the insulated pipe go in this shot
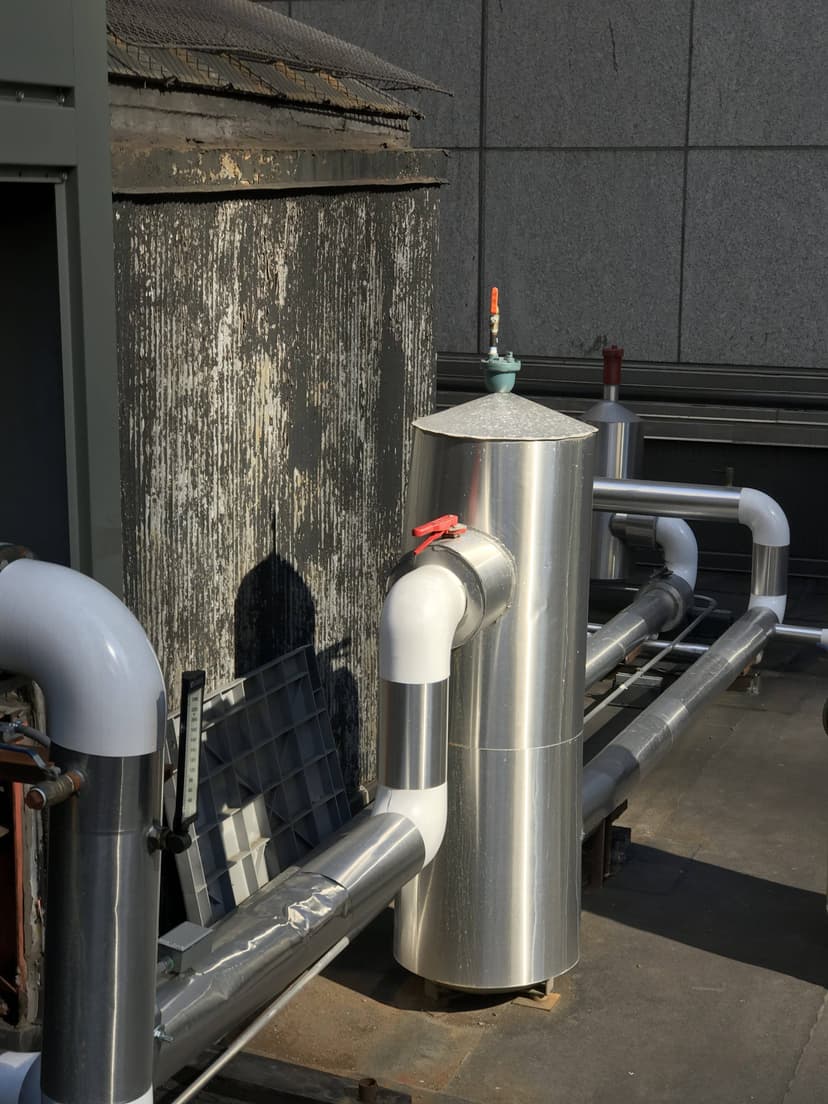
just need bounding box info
[593,478,789,620]
[155,558,474,1085]
[584,576,692,690]
[154,812,425,1086]
[587,620,828,661]
[374,563,466,864]
[0,559,166,1104]
[582,607,777,837]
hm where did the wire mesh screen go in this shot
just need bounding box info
[107,0,443,91]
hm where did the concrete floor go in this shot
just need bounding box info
[247,642,828,1103]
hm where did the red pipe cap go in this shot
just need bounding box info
[602,344,624,386]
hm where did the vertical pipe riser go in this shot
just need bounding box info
[394,393,596,991]
[41,749,162,1104]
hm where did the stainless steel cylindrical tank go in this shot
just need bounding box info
[394,392,596,991]
[582,346,644,581]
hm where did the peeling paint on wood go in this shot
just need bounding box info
[114,188,437,789]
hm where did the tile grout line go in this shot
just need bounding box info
[675,0,696,364]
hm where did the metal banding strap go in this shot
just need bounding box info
[379,679,448,789]
[751,544,789,597]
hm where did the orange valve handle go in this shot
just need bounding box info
[412,514,468,555]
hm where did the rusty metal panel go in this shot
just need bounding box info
[114,187,437,790]
[107,34,414,118]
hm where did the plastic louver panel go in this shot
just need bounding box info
[164,645,351,925]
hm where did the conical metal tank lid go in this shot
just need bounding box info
[413,392,595,442]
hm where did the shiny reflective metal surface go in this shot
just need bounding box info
[155,811,424,1085]
[42,747,163,1104]
[582,400,643,580]
[396,741,581,990]
[751,544,789,597]
[379,680,448,789]
[584,578,691,689]
[395,392,595,990]
[774,622,827,642]
[593,477,742,520]
[582,607,777,837]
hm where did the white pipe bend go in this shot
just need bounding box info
[379,563,466,684]
[654,517,698,591]
[0,559,165,757]
[738,488,790,547]
[375,563,466,867]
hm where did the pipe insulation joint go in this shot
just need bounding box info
[639,573,694,633]
[373,783,447,867]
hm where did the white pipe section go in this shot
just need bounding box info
[379,563,466,683]
[654,517,698,591]
[375,564,466,866]
[0,1053,39,1104]
[0,559,165,757]
[373,783,447,867]
[738,488,790,547]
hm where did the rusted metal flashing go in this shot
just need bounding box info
[111,144,447,195]
[108,33,417,119]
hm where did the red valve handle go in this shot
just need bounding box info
[412,514,467,555]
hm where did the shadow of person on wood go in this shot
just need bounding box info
[234,550,361,795]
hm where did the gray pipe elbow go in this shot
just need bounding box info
[0,559,166,757]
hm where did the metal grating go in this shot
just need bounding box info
[164,646,352,926]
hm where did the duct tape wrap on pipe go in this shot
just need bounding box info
[155,812,425,1086]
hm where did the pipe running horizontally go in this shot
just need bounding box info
[155,559,470,1090]
[582,607,778,837]
[585,575,693,690]
[0,559,167,1104]
[587,620,828,662]
[593,478,790,621]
